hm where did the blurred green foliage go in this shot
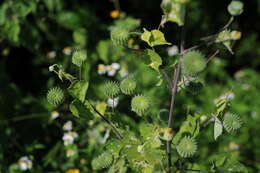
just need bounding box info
[0,0,260,172]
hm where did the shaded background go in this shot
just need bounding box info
[0,0,260,172]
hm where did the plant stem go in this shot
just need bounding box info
[206,50,220,64]
[166,26,185,173]
[89,101,123,140]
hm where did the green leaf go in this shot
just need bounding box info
[3,21,20,43]
[145,49,163,72]
[214,116,223,140]
[55,11,82,30]
[68,80,89,102]
[69,99,94,119]
[0,3,8,25]
[141,29,171,47]
[97,40,109,63]
[73,28,87,47]
[161,0,188,26]
[43,0,63,12]
[173,115,200,144]
[106,140,123,158]
[13,2,33,17]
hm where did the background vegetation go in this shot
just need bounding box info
[0,0,260,172]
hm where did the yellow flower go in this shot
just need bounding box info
[110,10,120,19]
[66,169,80,173]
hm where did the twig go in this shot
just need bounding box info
[88,101,123,140]
[183,16,234,55]
[206,50,220,64]
[166,26,185,173]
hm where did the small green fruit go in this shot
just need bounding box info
[120,77,137,95]
[176,136,197,158]
[131,95,150,116]
[72,49,87,67]
[91,152,113,170]
[223,113,242,133]
[182,51,206,76]
[47,87,64,106]
[103,81,120,98]
[228,1,244,16]
[111,27,129,46]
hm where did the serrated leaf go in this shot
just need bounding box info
[68,80,88,102]
[141,29,171,47]
[214,117,223,140]
[145,49,163,72]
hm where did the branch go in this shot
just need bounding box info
[206,50,220,64]
[166,26,185,173]
[88,101,123,140]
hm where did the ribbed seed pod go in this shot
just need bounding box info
[47,87,64,106]
[91,152,113,170]
[103,81,120,98]
[72,49,87,67]
[110,27,129,46]
[131,95,150,116]
[223,113,242,133]
[182,51,206,76]
[176,136,197,158]
[120,77,137,95]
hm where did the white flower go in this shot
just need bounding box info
[66,149,76,157]
[62,46,72,55]
[107,97,119,108]
[106,65,117,76]
[63,121,73,131]
[219,92,235,100]
[106,63,120,76]
[62,131,78,146]
[167,45,179,56]
[47,51,56,59]
[98,64,107,75]
[51,111,59,120]
[119,68,129,77]
[18,156,32,171]
[111,63,120,70]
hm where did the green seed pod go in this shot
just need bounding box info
[228,0,244,16]
[131,95,150,116]
[223,113,242,133]
[176,136,197,158]
[91,152,113,170]
[182,51,206,76]
[72,49,87,67]
[47,87,64,106]
[110,27,129,46]
[103,81,120,98]
[120,77,137,95]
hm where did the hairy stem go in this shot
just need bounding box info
[166,26,185,173]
